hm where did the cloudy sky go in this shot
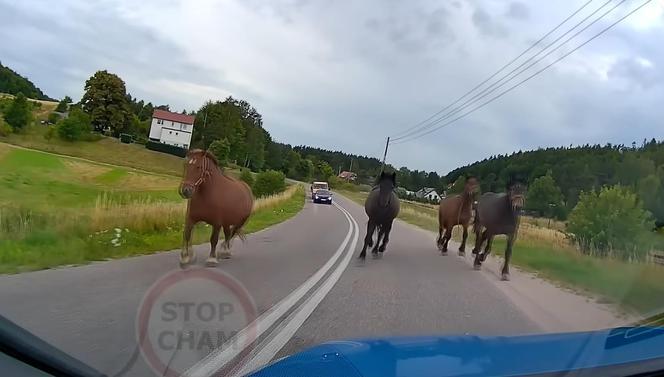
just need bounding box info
[1,0,663,173]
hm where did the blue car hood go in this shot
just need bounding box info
[248,327,664,377]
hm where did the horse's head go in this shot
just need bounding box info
[464,176,480,197]
[507,182,526,213]
[377,171,396,207]
[179,149,218,199]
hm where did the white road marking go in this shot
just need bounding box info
[232,203,360,376]
[184,201,357,377]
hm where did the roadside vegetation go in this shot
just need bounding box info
[337,189,664,315]
[0,144,304,274]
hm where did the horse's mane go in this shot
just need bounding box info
[187,149,219,166]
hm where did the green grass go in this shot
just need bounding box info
[0,186,304,274]
[337,189,664,315]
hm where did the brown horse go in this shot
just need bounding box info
[178,149,254,267]
[437,177,479,256]
[471,182,526,281]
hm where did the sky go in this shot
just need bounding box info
[1,0,663,174]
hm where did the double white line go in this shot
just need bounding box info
[185,202,360,377]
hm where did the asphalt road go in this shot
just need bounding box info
[1,193,550,376]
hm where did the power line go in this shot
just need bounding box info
[389,0,595,140]
[391,0,654,145]
[392,0,617,142]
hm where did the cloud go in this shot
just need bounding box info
[1,0,662,174]
[607,57,660,89]
[505,2,529,20]
[472,8,508,38]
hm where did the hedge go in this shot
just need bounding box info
[145,140,187,157]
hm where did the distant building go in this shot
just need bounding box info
[416,187,441,202]
[338,171,357,181]
[149,109,195,149]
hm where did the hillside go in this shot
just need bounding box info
[0,62,54,101]
[445,140,664,224]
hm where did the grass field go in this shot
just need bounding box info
[337,190,664,315]
[0,143,305,274]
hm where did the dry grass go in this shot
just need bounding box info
[89,184,303,233]
[253,184,302,211]
[63,160,111,181]
[121,172,180,190]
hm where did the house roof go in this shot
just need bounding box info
[339,171,357,178]
[152,109,196,125]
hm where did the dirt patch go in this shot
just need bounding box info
[63,160,111,182]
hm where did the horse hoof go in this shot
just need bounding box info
[501,273,510,281]
[218,252,232,260]
[458,251,465,257]
[473,264,481,271]
[372,253,379,259]
[205,257,219,267]
[358,254,366,260]
[471,250,478,256]
[441,251,448,256]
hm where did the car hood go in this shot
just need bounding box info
[248,327,664,377]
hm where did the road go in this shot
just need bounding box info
[0,193,627,376]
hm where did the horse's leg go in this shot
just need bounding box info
[205,225,221,267]
[180,217,195,267]
[218,226,233,259]
[359,220,376,260]
[482,235,493,260]
[436,222,444,251]
[471,224,482,255]
[372,224,384,255]
[501,233,515,281]
[459,223,469,256]
[442,226,452,255]
[378,221,393,253]
[473,230,488,270]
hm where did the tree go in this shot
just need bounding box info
[567,186,654,261]
[526,171,563,218]
[314,160,334,181]
[253,170,286,197]
[80,70,131,135]
[208,138,231,165]
[0,116,11,136]
[54,96,73,113]
[47,112,60,124]
[4,92,32,130]
[57,108,91,141]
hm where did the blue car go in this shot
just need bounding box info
[313,189,333,204]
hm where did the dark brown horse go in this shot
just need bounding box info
[471,182,526,281]
[436,177,479,256]
[358,172,400,260]
[179,149,254,267]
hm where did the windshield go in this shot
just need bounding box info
[1,1,663,377]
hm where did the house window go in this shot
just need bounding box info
[176,132,179,135]
[169,131,172,134]
[172,121,175,126]
[156,119,162,125]
[182,124,187,131]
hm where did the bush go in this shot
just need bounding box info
[209,138,231,165]
[57,108,91,141]
[253,170,286,197]
[0,116,11,136]
[43,126,56,141]
[145,140,187,157]
[239,169,254,187]
[47,112,60,124]
[567,185,655,261]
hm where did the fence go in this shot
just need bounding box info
[651,251,664,266]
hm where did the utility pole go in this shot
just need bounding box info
[201,110,208,149]
[380,137,390,173]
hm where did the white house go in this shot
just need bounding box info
[149,109,196,149]
[416,187,441,202]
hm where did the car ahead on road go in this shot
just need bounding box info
[2,313,664,377]
[313,189,333,204]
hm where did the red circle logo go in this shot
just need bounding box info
[136,268,257,376]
